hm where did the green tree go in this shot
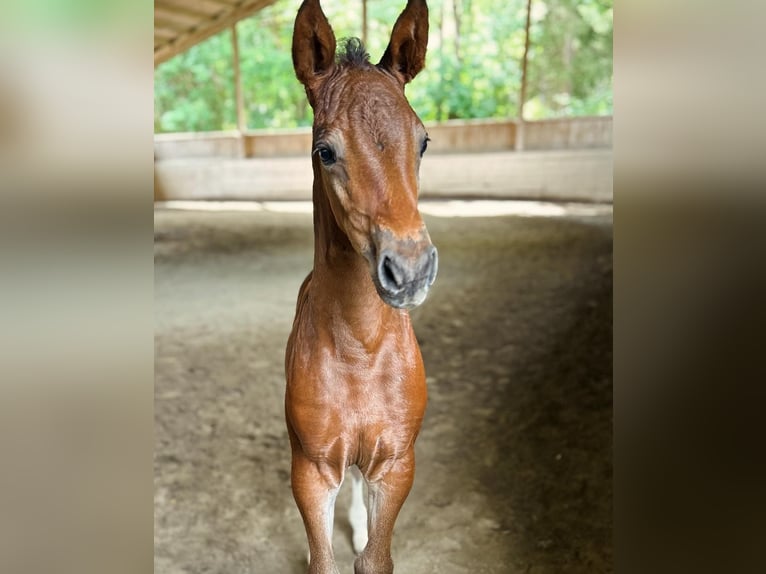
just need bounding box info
[154,0,612,133]
[155,29,236,132]
[236,2,313,129]
[525,0,613,118]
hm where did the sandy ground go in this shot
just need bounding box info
[154,201,613,574]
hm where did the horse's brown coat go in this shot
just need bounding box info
[285,2,435,573]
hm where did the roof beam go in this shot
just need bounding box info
[155,28,177,40]
[155,0,227,18]
[155,0,278,67]
[154,18,191,33]
[154,6,203,29]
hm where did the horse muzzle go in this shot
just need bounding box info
[370,229,438,309]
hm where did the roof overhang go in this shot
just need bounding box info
[155,0,279,67]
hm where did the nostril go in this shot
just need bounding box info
[380,254,403,291]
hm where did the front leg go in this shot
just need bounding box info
[354,449,416,574]
[290,446,342,574]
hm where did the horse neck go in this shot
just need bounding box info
[310,166,353,271]
[310,164,398,340]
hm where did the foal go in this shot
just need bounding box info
[285,1,435,573]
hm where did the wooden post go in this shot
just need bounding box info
[516,0,532,151]
[231,23,246,157]
[362,0,368,46]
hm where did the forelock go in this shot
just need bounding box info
[336,37,371,69]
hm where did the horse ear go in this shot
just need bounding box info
[378,0,429,85]
[292,0,336,103]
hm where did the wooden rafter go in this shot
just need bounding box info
[155,0,227,18]
[155,6,203,29]
[154,17,191,32]
[155,0,278,68]
[155,28,177,40]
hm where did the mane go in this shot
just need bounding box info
[336,37,371,68]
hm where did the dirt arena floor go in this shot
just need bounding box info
[154,201,613,574]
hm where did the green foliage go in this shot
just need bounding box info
[236,3,312,129]
[154,0,612,133]
[526,0,613,118]
[154,29,236,132]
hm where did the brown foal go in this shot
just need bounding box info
[285,1,436,573]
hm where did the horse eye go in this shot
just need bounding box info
[420,137,430,157]
[315,145,336,166]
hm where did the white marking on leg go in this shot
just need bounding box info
[348,466,368,554]
[326,485,340,544]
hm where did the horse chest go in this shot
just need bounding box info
[286,343,426,469]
